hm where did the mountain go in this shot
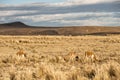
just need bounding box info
[0,22,120,35]
[0,21,28,28]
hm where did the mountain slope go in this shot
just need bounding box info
[0,22,120,35]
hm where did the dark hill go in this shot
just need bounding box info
[0,22,28,28]
[0,22,120,35]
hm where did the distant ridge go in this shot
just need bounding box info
[0,22,120,35]
[0,21,28,28]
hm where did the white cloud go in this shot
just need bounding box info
[0,0,119,26]
[0,10,37,17]
[14,12,117,21]
[67,0,116,4]
[57,17,120,26]
[3,12,119,26]
[51,0,118,6]
[59,15,120,26]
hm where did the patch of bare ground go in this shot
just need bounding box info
[0,35,120,80]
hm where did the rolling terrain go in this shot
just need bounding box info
[0,22,120,80]
[0,22,120,35]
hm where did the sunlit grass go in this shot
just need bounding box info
[0,35,120,80]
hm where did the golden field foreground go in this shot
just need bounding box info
[0,35,120,80]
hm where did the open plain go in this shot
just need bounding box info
[0,35,120,80]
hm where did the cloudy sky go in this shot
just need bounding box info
[0,0,120,26]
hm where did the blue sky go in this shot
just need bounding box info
[0,0,120,26]
[0,0,65,4]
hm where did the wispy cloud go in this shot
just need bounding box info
[0,0,120,26]
[0,10,38,17]
[51,0,119,6]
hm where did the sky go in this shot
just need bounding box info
[0,0,65,4]
[0,0,120,26]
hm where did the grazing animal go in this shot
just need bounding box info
[15,49,27,64]
[16,49,26,57]
[85,51,98,62]
[64,51,79,62]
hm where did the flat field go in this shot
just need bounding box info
[0,35,120,80]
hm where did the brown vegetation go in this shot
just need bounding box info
[0,35,120,80]
[63,51,79,63]
[0,22,120,35]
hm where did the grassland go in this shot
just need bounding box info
[0,35,120,80]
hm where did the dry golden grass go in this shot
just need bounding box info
[63,51,79,63]
[0,35,120,80]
